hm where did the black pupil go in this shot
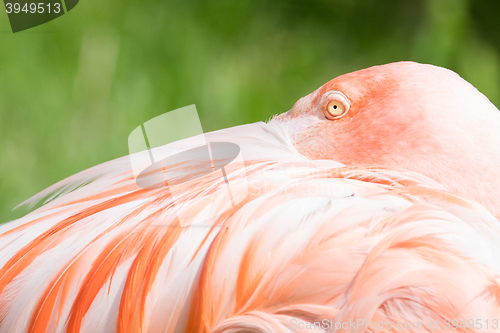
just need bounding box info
[333,105,337,109]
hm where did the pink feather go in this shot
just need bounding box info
[1,62,500,332]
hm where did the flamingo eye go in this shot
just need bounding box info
[326,100,347,119]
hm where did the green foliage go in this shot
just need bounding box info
[0,0,499,223]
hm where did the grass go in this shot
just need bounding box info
[1,0,499,223]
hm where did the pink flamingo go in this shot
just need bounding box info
[1,61,500,332]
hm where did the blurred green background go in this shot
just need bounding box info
[1,0,500,223]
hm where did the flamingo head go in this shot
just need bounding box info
[273,61,500,218]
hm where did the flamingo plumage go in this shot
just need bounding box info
[1,61,500,332]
